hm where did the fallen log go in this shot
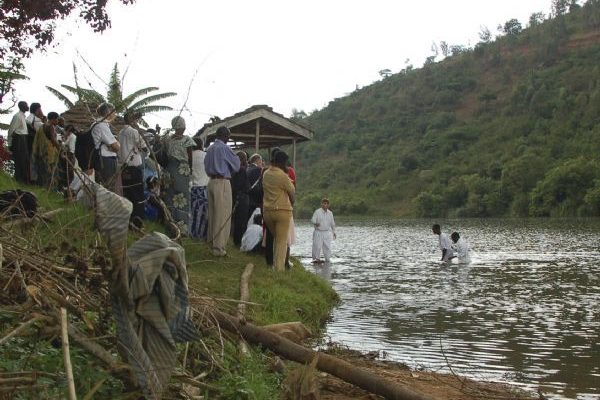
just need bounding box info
[237,263,254,355]
[211,310,439,400]
[60,308,77,400]
[262,321,312,344]
[237,263,254,323]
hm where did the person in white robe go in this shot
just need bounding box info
[432,224,454,262]
[451,232,470,264]
[241,212,263,252]
[311,198,336,263]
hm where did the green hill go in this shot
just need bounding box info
[294,1,600,218]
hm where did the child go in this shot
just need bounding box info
[451,232,471,264]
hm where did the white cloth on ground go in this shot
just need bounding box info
[69,170,96,207]
[241,224,262,252]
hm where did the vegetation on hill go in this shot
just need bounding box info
[294,0,600,218]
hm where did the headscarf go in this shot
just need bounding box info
[171,116,186,130]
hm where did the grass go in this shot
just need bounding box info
[0,171,339,398]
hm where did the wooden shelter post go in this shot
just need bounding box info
[293,139,297,167]
[255,119,260,153]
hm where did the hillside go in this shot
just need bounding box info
[294,1,600,218]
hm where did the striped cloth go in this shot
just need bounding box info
[95,185,198,399]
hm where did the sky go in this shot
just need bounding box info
[2,0,552,135]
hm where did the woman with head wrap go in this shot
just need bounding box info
[164,116,195,231]
[262,150,295,271]
[32,112,61,189]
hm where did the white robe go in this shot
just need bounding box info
[452,238,470,264]
[311,208,336,261]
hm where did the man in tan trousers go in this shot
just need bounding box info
[204,126,240,256]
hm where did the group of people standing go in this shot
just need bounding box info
[6,101,79,190]
[5,100,330,271]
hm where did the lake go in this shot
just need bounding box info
[291,218,600,400]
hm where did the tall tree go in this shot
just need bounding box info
[552,0,570,17]
[503,18,523,35]
[47,63,176,126]
[479,26,492,43]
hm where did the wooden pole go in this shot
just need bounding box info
[211,310,438,400]
[60,308,77,400]
[255,119,260,152]
[292,139,297,168]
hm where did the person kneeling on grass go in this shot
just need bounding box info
[241,213,263,253]
[311,198,336,263]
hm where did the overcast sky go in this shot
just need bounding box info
[3,0,551,134]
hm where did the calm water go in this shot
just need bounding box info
[291,219,600,400]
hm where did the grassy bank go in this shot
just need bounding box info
[0,172,339,398]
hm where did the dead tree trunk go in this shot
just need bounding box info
[237,263,254,355]
[212,310,439,400]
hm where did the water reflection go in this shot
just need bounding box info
[292,219,600,400]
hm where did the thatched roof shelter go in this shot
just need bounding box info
[60,102,126,134]
[196,105,313,166]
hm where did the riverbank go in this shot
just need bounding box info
[0,172,342,398]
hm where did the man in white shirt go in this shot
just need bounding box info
[432,224,454,262]
[7,101,30,183]
[311,198,337,263]
[118,110,146,226]
[92,102,120,192]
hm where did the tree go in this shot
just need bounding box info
[551,0,570,17]
[479,26,492,43]
[0,0,135,60]
[528,12,546,27]
[290,108,308,121]
[503,19,523,35]
[0,0,135,108]
[0,58,27,118]
[378,69,392,79]
[439,41,449,57]
[47,63,176,126]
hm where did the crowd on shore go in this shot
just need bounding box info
[5,100,339,271]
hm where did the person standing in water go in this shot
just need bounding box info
[311,198,336,263]
[432,224,454,262]
[451,232,470,264]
